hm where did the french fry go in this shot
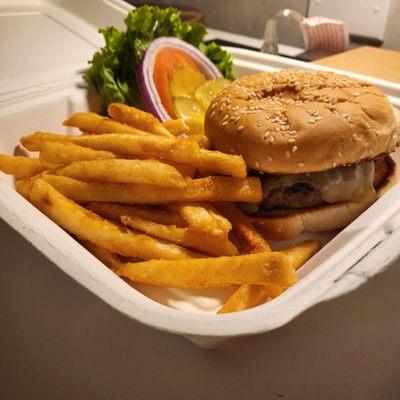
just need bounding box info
[218,240,320,313]
[115,251,295,289]
[63,112,164,136]
[21,132,247,178]
[54,159,187,187]
[0,155,57,178]
[168,202,231,237]
[37,175,261,204]
[121,215,238,256]
[217,284,284,314]
[39,141,116,164]
[82,241,122,271]
[162,119,189,135]
[108,103,173,137]
[186,134,210,149]
[87,202,186,227]
[282,240,320,269]
[215,202,271,253]
[165,162,196,178]
[15,178,34,199]
[29,179,198,260]
[39,140,195,177]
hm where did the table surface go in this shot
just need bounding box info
[313,46,400,83]
[1,218,400,400]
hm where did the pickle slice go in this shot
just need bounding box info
[170,67,206,98]
[173,97,205,120]
[194,78,231,109]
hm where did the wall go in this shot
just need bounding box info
[384,0,400,50]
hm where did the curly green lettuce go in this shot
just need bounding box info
[86,5,235,111]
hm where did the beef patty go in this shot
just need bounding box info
[262,156,394,210]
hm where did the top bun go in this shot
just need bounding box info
[205,70,399,174]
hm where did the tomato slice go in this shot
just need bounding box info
[153,48,200,118]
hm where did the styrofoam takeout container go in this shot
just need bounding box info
[1,0,400,348]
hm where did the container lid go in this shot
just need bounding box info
[0,0,132,101]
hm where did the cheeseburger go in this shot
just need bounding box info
[205,70,399,240]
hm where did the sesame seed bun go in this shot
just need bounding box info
[205,70,399,174]
[251,155,397,240]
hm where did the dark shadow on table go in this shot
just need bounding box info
[0,219,399,400]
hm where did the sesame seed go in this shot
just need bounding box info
[263,131,270,139]
[238,125,244,131]
[308,119,316,124]
[268,136,274,144]
[338,152,342,157]
[254,160,260,168]
[257,121,262,127]
[274,127,280,132]
[285,150,290,158]
[292,146,298,152]
[288,138,296,143]
[297,162,305,167]
[222,121,228,126]
[210,111,216,118]
[222,115,228,122]
[352,134,358,139]
[267,155,273,162]
[332,162,337,168]
[315,116,323,121]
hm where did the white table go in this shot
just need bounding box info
[0,218,399,400]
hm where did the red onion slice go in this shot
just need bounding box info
[137,37,222,122]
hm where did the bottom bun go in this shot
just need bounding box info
[252,156,397,241]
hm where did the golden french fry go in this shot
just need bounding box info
[63,112,161,136]
[215,202,271,253]
[217,284,284,314]
[39,140,195,177]
[167,202,231,237]
[81,241,122,271]
[21,132,247,178]
[115,251,295,289]
[121,215,238,257]
[108,103,173,137]
[186,134,210,149]
[29,179,198,260]
[15,178,35,198]
[39,141,116,164]
[0,155,57,178]
[38,175,262,204]
[87,202,186,227]
[54,159,187,188]
[165,162,196,178]
[218,240,320,313]
[162,119,189,135]
[281,240,320,270]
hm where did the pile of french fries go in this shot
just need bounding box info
[0,103,320,313]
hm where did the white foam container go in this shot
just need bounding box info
[1,0,400,348]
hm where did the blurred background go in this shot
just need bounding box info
[129,0,400,51]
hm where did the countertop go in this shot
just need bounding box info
[313,46,400,83]
[1,218,400,400]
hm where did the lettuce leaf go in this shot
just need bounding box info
[85,5,235,111]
